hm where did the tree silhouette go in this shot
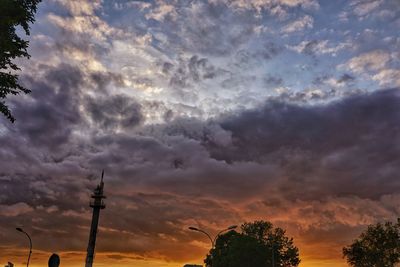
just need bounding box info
[0,0,41,122]
[204,220,300,267]
[343,218,400,267]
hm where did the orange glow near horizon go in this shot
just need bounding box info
[1,250,348,267]
[1,236,352,267]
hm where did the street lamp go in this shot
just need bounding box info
[16,227,32,267]
[188,225,238,248]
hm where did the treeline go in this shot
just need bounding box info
[203,219,400,267]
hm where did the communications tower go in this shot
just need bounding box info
[85,171,106,267]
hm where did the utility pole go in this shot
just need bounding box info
[85,171,106,267]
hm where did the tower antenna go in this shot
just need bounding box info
[85,171,106,267]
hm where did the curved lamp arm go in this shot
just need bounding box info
[213,225,238,245]
[16,228,32,267]
[189,227,214,248]
[189,225,238,248]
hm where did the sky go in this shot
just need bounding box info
[1,0,400,266]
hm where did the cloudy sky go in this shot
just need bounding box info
[1,0,400,266]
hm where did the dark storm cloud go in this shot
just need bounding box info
[205,88,400,200]
[87,88,399,204]
[85,95,144,130]
[77,88,398,204]
[2,84,400,263]
[2,64,83,149]
[1,63,129,152]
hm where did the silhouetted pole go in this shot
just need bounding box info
[16,228,32,267]
[85,171,106,267]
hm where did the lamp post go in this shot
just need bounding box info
[16,228,32,267]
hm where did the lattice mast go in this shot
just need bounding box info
[85,170,106,267]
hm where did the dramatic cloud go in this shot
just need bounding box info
[1,1,399,267]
